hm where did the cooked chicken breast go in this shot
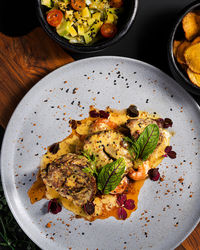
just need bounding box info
[126,118,171,163]
[126,118,158,140]
[83,130,133,173]
[41,153,96,206]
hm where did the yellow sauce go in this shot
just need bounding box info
[27,174,46,204]
[28,107,171,221]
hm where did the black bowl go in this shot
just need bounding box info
[35,0,138,53]
[168,0,200,95]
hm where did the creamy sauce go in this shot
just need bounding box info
[90,180,145,221]
[28,107,171,221]
[28,174,46,204]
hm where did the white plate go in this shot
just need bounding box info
[1,56,200,250]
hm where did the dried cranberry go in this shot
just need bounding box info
[118,207,127,220]
[48,199,62,214]
[117,194,127,206]
[164,146,177,159]
[83,201,95,215]
[163,118,173,128]
[99,110,110,119]
[89,110,99,118]
[49,143,60,154]
[148,168,160,181]
[165,146,172,154]
[167,151,177,159]
[124,199,135,210]
[155,118,164,128]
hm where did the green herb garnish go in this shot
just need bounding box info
[82,151,98,176]
[97,158,126,194]
[123,136,140,160]
[124,124,160,161]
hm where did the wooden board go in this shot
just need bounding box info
[0,27,73,128]
[176,223,200,250]
[0,27,199,249]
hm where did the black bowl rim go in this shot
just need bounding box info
[168,0,200,94]
[35,0,138,53]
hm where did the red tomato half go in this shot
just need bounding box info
[71,0,86,11]
[47,9,63,27]
[100,23,117,38]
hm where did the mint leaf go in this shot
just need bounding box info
[82,151,97,176]
[136,124,159,160]
[82,150,96,162]
[97,158,126,194]
[123,137,139,159]
[123,136,135,144]
[124,124,159,161]
[83,166,97,176]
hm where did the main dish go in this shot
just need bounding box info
[28,105,176,221]
[41,0,123,44]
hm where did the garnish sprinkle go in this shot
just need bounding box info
[163,146,177,159]
[117,194,135,220]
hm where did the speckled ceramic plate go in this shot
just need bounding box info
[1,56,200,250]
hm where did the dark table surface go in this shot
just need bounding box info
[0,0,200,248]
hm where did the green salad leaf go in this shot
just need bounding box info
[82,151,98,176]
[136,123,160,160]
[123,136,140,160]
[124,124,160,161]
[97,158,126,194]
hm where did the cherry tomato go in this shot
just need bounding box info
[47,9,63,27]
[71,0,86,11]
[100,23,117,38]
[110,0,123,8]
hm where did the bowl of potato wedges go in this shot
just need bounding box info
[168,0,200,95]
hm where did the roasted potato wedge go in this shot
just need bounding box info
[176,40,191,64]
[191,36,200,44]
[184,43,200,73]
[187,68,200,87]
[173,40,182,56]
[182,12,200,41]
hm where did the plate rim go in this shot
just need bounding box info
[1,55,200,250]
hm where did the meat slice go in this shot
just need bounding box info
[126,118,171,161]
[83,130,133,173]
[126,118,158,140]
[41,153,96,206]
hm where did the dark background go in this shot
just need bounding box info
[0,0,199,248]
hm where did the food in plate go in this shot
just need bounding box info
[173,10,200,87]
[182,11,200,41]
[28,105,176,221]
[41,0,123,44]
